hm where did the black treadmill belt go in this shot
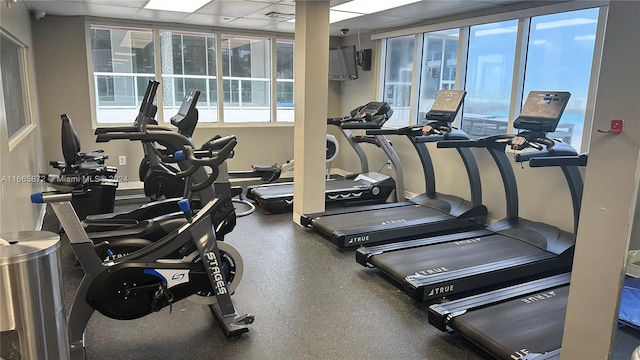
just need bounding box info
[451,285,569,359]
[313,204,447,232]
[374,234,548,283]
[251,179,371,199]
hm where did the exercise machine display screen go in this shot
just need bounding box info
[514,91,571,132]
[171,90,200,125]
[426,90,467,122]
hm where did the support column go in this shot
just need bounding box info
[292,0,330,224]
[561,1,640,358]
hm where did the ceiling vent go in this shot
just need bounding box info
[265,11,295,20]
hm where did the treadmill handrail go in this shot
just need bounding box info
[514,140,578,162]
[528,153,588,167]
[94,125,174,135]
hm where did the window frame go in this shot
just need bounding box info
[376,1,607,152]
[1,28,36,149]
[85,19,295,129]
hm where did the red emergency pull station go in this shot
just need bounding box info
[597,119,624,134]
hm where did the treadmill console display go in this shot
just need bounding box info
[353,101,392,125]
[514,91,571,132]
[426,90,467,123]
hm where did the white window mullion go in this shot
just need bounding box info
[507,17,530,134]
[377,40,387,101]
[215,33,225,124]
[454,26,469,127]
[153,27,164,124]
[408,35,422,125]
[581,6,608,153]
[270,36,277,122]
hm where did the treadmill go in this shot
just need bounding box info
[429,153,587,360]
[301,90,488,248]
[247,102,400,213]
[356,91,578,302]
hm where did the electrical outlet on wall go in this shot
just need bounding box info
[119,156,127,166]
[387,160,392,170]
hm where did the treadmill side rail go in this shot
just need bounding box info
[406,252,572,302]
[355,229,493,266]
[427,273,571,331]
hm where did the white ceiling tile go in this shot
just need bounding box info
[196,1,271,17]
[371,18,423,30]
[83,0,147,7]
[224,17,281,29]
[134,9,190,21]
[85,3,141,17]
[261,21,295,33]
[182,13,238,26]
[332,14,408,29]
[27,1,84,16]
[243,3,294,19]
[244,0,280,3]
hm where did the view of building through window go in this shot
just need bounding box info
[221,35,271,123]
[90,26,154,124]
[160,30,216,123]
[276,40,294,122]
[417,29,459,124]
[382,35,415,127]
[89,26,292,124]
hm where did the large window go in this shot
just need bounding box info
[378,5,603,151]
[160,30,216,123]
[1,31,31,138]
[276,40,294,122]
[523,8,599,150]
[417,29,459,124]
[89,25,292,125]
[90,26,154,124]
[382,35,415,127]
[221,35,271,123]
[461,20,518,139]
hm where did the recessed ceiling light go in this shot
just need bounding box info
[332,0,422,15]
[329,10,362,23]
[144,0,212,13]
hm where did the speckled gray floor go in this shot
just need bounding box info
[45,204,639,360]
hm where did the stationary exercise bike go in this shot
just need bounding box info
[31,140,254,359]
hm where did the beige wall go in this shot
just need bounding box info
[331,31,577,233]
[32,16,344,184]
[0,2,46,232]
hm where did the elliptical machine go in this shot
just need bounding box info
[31,140,254,358]
[76,84,238,257]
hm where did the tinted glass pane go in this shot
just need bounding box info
[1,33,28,137]
[523,8,599,150]
[418,29,458,124]
[160,31,217,123]
[277,40,294,122]
[221,35,271,123]
[89,26,155,124]
[461,20,518,139]
[383,35,415,127]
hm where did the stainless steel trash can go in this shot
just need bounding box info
[0,231,69,360]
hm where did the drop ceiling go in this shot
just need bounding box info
[23,0,528,35]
